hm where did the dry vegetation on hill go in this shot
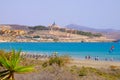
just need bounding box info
[0,25,114,42]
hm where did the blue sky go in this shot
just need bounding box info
[0,0,120,29]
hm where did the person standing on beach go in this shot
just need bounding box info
[96,56,99,61]
[88,56,91,60]
[85,56,87,59]
[110,58,113,61]
[95,56,99,61]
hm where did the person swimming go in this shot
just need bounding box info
[109,45,115,53]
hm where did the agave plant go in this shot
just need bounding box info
[0,49,34,80]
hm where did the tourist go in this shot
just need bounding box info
[105,58,108,61]
[96,56,99,61]
[85,56,87,59]
[110,58,113,61]
[88,56,91,60]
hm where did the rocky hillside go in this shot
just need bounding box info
[0,24,115,42]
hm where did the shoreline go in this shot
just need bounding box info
[0,40,115,42]
[21,51,120,62]
[20,52,120,69]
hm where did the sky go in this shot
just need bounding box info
[0,0,120,29]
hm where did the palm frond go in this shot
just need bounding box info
[14,66,34,73]
[0,49,34,80]
[0,70,9,78]
[10,49,21,68]
[0,55,11,69]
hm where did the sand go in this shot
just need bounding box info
[69,59,120,69]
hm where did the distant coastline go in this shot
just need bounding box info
[0,24,116,42]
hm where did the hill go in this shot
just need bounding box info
[66,24,120,39]
[0,24,29,30]
[0,24,115,42]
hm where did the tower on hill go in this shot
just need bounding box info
[48,22,60,31]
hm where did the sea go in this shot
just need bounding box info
[0,42,120,61]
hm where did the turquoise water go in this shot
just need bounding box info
[0,42,120,61]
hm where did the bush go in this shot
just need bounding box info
[42,61,48,68]
[49,56,64,67]
[42,53,71,67]
[78,67,87,76]
[110,65,118,71]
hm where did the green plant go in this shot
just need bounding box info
[0,49,34,80]
[42,61,48,68]
[43,53,70,67]
[84,67,118,80]
[49,56,64,67]
[78,67,87,76]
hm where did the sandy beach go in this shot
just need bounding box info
[69,59,120,69]
[21,52,120,69]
